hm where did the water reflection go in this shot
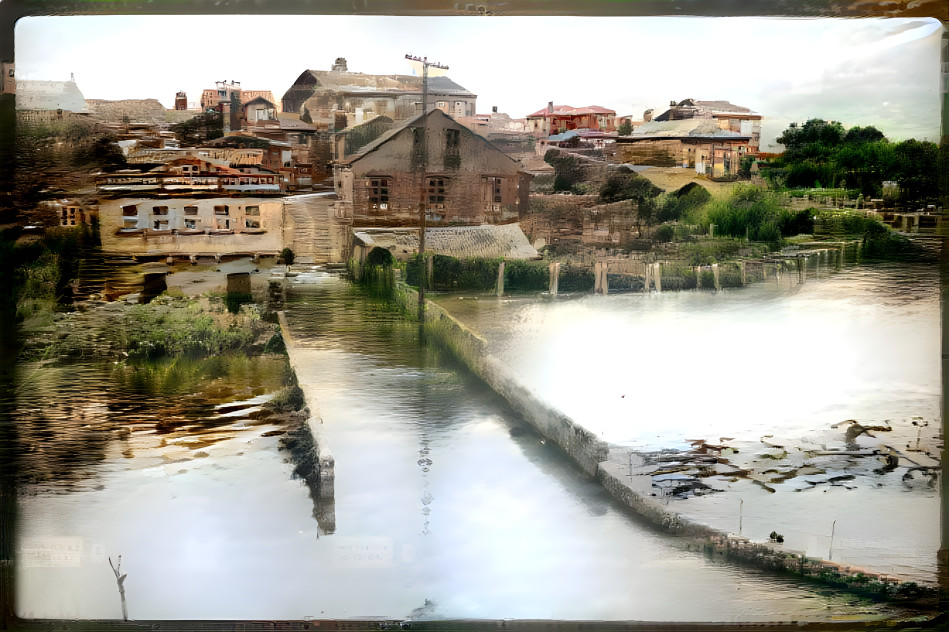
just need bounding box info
[434,258,941,583]
[13,267,934,621]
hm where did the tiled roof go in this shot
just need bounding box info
[355,223,538,260]
[626,119,748,140]
[527,105,616,118]
[303,70,473,95]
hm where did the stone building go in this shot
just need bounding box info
[526,103,616,139]
[653,99,762,152]
[334,109,531,226]
[281,58,477,127]
[98,196,286,256]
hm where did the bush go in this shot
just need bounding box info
[558,263,595,292]
[280,247,295,265]
[653,224,676,243]
[406,254,501,292]
[504,260,549,292]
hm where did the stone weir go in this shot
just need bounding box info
[276,310,336,535]
[392,284,937,607]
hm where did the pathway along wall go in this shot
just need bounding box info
[395,282,938,607]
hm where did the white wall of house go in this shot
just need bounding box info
[99,196,285,256]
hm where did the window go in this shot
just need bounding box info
[122,204,137,217]
[184,205,198,215]
[153,219,168,230]
[184,219,197,230]
[482,176,503,204]
[217,218,230,230]
[427,177,447,205]
[214,205,229,216]
[245,219,261,229]
[446,129,460,153]
[152,205,169,215]
[369,178,389,209]
[245,205,260,216]
[436,101,446,109]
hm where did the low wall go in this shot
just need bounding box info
[394,285,608,478]
[276,310,336,535]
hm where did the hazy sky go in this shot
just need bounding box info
[15,14,944,148]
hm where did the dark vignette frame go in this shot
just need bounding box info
[0,1,946,631]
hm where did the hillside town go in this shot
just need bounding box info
[10,56,944,283]
[8,58,769,265]
[5,47,947,626]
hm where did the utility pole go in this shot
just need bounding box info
[405,54,448,321]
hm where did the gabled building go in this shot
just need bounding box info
[96,156,281,194]
[526,103,616,139]
[281,58,477,128]
[334,108,530,226]
[654,99,761,153]
[606,119,751,179]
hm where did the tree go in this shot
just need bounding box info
[892,139,939,207]
[599,168,661,203]
[617,120,633,136]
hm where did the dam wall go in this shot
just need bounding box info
[395,285,609,478]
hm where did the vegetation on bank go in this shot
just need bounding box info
[760,118,944,207]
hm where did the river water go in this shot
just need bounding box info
[435,252,942,585]
[13,260,937,622]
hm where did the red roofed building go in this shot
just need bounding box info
[526,102,616,139]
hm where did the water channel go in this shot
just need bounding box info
[13,258,938,622]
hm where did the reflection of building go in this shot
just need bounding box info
[526,102,616,139]
[334,109,530,226]
[281,58,477,127]
[40,198,99,227]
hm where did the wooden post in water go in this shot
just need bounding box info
[712,263,720,291]
[549,261,560,295]
[108,556,128,621]
[496,261,505,297]
[654,262,662,292]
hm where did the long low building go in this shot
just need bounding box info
[352,223,539,263]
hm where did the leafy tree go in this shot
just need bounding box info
[617,120,633,136]
[656,183,711,223]
[599,168,662,203]
[892,139,938,207]
[544,149,588,193]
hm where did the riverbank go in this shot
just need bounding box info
[396,279,941,609]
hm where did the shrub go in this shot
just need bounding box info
[504,260,549,292]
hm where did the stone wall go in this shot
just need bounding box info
[392,285,609,477]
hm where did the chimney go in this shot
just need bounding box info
[492,106,498,113]
[547,101,554,113]
[670,100,676,106]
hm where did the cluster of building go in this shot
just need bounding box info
[15,57,766,263]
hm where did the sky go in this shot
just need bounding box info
[14,14,945,149]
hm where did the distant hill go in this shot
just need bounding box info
[86,99,196,125]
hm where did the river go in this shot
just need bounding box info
[12,259,937,622]
[435,253,942,585]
